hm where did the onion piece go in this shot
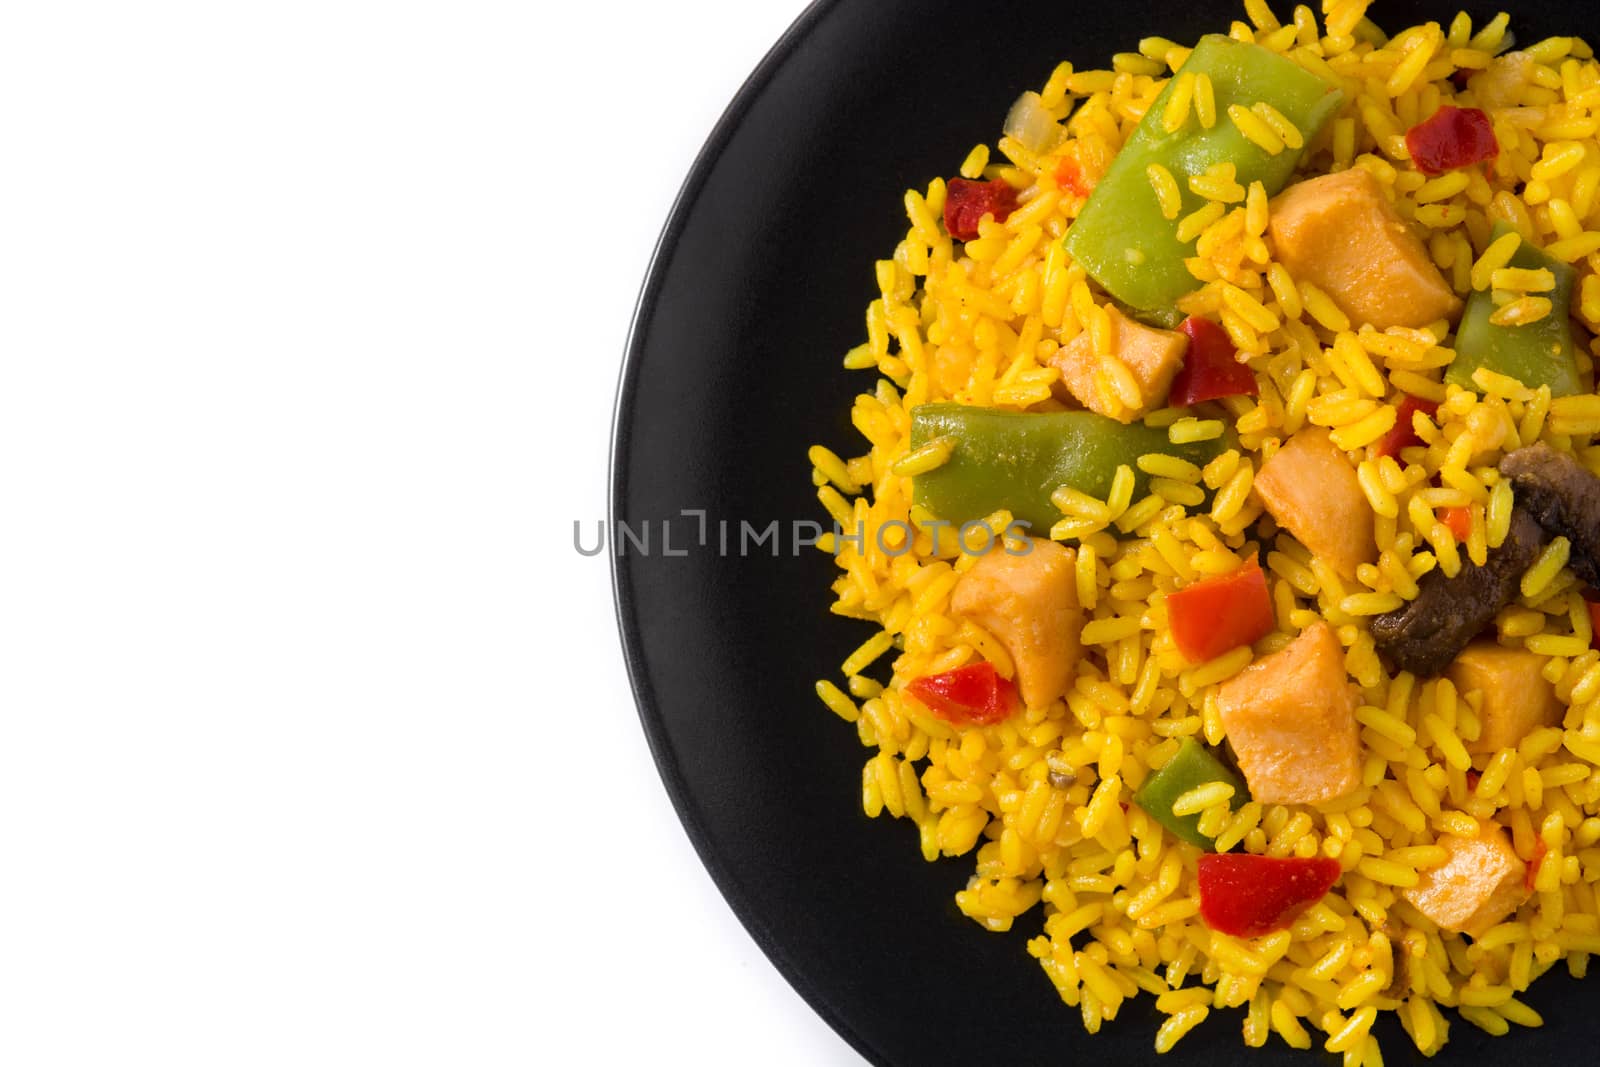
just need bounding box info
[1469,50,1535,111]
[1003,91,1062,155]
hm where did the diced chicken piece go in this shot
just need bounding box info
[1253,427,1375,579]
[1447,642,1562,754]
[1403,825,1528,937]
[1050,306,1188,423]
[1267,168,1462,330]
[951,538,1083,709]
[1214,620,1361,805]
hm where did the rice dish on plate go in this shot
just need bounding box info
[808,1,1600,1059]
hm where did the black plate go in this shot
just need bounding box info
[611,1,1588,1062]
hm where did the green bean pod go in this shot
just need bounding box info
[1132,737,1247,850]
[1446,222,1582,398]
[908,404,1227,532]
[1063,34,1344,324]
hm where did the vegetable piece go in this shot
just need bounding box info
[1468,51,1537,111]
[1371,394,1439,460]
[1132,737,1247,849]
[1054,150,1093,198]
[1213,620,1361,805]
[950,538,1082,709]
[1166,558,1274,663]
[1169,316,1257,406]
[1526,839,1549,893]
[1267,168,1462,330]
[1056,157,1094,201]
[1062,35,1343,322]
[1441,505,1473,542]
[904,662,1018,725]
[1050,306,1188,422]
[1197,854,1342,937]
[908,404,1227,531]
[1591,599,1600,652]
[1003,90,1062,154]
[1371,509,1548,677]
[1499,445,1600,585]
[1446,642,1562,754]
[1401,825,1528,937]
[1446,224,1581,397]
[1252,426,1375,579]
[1404,105,1499,176]
[943,178,1019,241]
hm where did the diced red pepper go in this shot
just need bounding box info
[1372,394,1439,459]
[1526,838,1549,893]
[1197,853,1342,937]
[1467,769,1482,793]
[1441,505,1472,542]
[1169,316,1259,407]
[1054,153,1090,198]
[905,662,1018,725]
[1589,598,1600,652]
[1405,105,1499,176]
[1166,558,1275,664]
[943,178,1020,241]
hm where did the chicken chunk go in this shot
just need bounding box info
[1402,825,1528,937]
[1214,620,1361,805]
[951,538,1082,709]
[1051,306,1188,423]
[1447,642,1562,754]
[1253,427,1375,579]
[1268,168,1462,330]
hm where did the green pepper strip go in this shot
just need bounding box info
[1062,34,1344,325]
[1446,222,1581,398]
[909,404,1227,532]
[1132,737,1247,850]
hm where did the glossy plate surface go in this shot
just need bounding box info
[612,1,1584,1061]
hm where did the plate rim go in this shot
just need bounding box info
[607,1,878,1063]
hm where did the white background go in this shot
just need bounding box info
[0,1,862,1064]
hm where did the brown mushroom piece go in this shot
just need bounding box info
[1498,442,1600,586]
[1369,509,1547,678]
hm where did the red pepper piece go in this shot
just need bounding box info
[1197,854,1342,937]
[1467,769,1483,793]
[1372,394,1439,459]
[1441,505,1472,542]
[943,178,1020,241]
[1405,105,1499,176]
[905,662,1018,725]
[1170,317,1259,407]
[1054,155,1090,198]
[1166,558,1275,664]
[1589,599,1600,652]
[1526,838,1549,893]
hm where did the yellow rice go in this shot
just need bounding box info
[813,1,1600,1058]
